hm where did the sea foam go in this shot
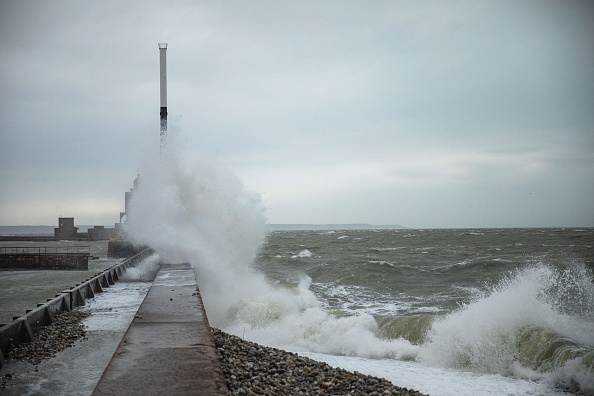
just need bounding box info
[420,262,594,391]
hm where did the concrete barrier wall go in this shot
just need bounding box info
[0,248,154,366]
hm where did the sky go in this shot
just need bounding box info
[1,0,593,228]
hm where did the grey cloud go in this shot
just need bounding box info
[1,0,593,227]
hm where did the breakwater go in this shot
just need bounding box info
[0,248,153,366]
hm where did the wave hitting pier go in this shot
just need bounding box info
[92,262,228,395]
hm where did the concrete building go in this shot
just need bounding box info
[54,217,79,240]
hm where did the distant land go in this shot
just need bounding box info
[267,224,407,231]
[0,224,406,235]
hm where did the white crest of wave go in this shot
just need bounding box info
[420,262,594,391]
[292,249,314,259]
[120,253,161,281]
[225,276,320,327]
[222,275,421,360]
[226,307,420,361]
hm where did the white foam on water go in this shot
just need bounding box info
[119,253,161,282]
[300,353,568,396]
[312,282,414,315]
[420,262,594,392]
[232,307,421,361]
[291,249,315,258]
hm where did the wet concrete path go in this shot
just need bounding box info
[92,263,228,395]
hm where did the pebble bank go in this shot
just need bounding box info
[4,311,90,366]
[213,328,428,396]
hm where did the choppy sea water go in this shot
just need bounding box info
[221,228,594,395]
[1,229,593,395]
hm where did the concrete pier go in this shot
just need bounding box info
[92,263,228,395]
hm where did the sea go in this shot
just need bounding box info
[2,147,593,395]
[1,229,592,395]
[235,228,594,396]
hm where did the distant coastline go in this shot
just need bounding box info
[266,224,407,231]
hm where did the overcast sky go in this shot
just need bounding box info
[1,1,593,228]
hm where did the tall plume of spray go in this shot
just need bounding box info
[124,42,270,324]
[123,136,269,325]
[122,139,417,362]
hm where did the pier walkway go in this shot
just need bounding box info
[92,262,228,395]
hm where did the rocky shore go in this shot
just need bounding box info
[5,310,90,366]
[213,328,428,396]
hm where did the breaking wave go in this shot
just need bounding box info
[420,262,594,392]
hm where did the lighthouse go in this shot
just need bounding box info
[159,43,168,151]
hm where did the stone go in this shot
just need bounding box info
[212,327,428,396]
[6,311,90,366]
